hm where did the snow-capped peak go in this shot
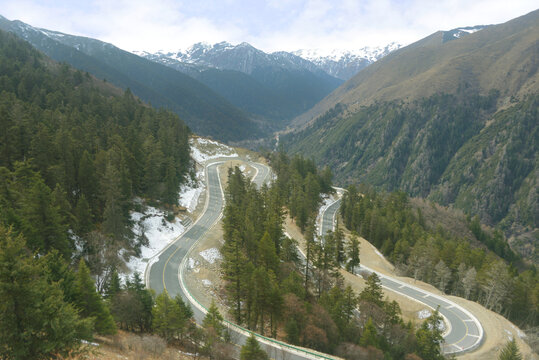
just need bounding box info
[293,42,401,63]
[292,42,401,80]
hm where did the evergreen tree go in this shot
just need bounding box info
[360,273,384,307]
[73,259,117,335]
[74,194,93,235]
[222,229,247,323]
[175,294,194,322]
[104,269,122,299]
[334,222,345,266]
[0,226,92,359]
[21,178,70,257]
[203,300,225,337]
[415,308,444,360]
[202,300,226,358]
[498,339,522,360]
[346,233,360,273]
[240,334,269,360]
[152,290,185,342]
[125,272,154,332]
[360,318,378,348]
[258,231,279,275]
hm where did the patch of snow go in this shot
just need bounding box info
[81,339,99,347]
[374,248,386,260]
[202,279,212,287]
[199,248,222,264]
[178,168,205,212]
[456,27,482,34]
[190,137,238,163]
[418,309,432,319]
[125,206,186,277]
[505,329,514,340]
[511,324,526,339]
[417,309,445,331]
[436,320,445,332]
[239,165,246,173]
[179,350,197,356]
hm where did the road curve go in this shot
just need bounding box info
[146,159,337,360]
[319,196,484,355]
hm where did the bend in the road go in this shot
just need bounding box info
[147,158,337,360]
[319,196,484,355]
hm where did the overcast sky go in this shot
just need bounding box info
[1,0,537,53]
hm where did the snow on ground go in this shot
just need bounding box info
[190,137,238,163]
[125,206,186,277]
[199,248,222,264]
[417,309,445,331]
[418,309,432,319]
[511,324,526,339]
[374,248,386,260]
[202,279,212,287]
[179,167,205,212]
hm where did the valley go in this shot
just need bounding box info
[0,4,537,360]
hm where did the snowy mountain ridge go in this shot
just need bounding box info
[292,42,401,63]
[135,41,401,81]
[292,42,402,80]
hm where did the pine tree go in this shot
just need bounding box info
[125,272,154,331]
[304,219,315,298]
[74,194,93,235]
[175,294,194,321]
[73,259,117,335]
[346,233,360,273]
[152,290,185,342]
[202,300,226,358]
[203,300,225,337]
[258,231,279,275]
[222,229,246,323]
[360,318,378,348]
[334,222,345,266]
[104,269,122,299]
[101,162,126,242]
[360,272,384,307]
[415,308,444,360]
[240,334,269,360]
[0,226,92,359]
[498,339,522,360]
[21,178,70,257]
[78,150,98,209]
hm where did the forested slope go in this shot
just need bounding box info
[284,10,539,257]
[0,15,262,142]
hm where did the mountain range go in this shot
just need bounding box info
[0,16,273,142]
[135,42,345,127]
[283,10,538,257]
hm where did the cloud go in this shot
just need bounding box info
[1,0,537,52]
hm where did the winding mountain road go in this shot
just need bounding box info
[146,158,483,358]
[319,196,484,355]
[146,159,337,360]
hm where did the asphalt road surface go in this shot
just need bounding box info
[319,197,484,355]
[147,159,336,360]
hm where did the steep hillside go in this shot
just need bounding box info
[292,10,538,128]
[284,10,539,258]
[136,42,343,126]
[0,16,262,142]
